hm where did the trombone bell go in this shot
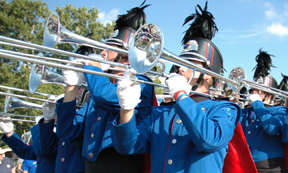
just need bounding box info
[4,95,42,112]
[29,63,65,93]
[44,11,60,47]
[129,23,164,73]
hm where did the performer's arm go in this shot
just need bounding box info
[113,73,151,154]
[176,98,239,152]
[252,100,286,135]
[1,132,36,160]
[84,66,154,116]
[114,110,152,155]
[31,119,58,157]
[167,74,239,152]
[56,97,87,140]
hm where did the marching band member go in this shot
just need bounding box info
[33,94,86,173]
[31,45,95,173]
[56,2,155,172]
[0,117,56,173]
[278,74,288,170]
[239,49,288,172]
[113,2,242,172]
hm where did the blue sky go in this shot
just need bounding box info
[41,0,288,84]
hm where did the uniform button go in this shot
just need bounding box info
[61,158,65,162]
[89,153,93,158]
[172,139,177,144]
[248,131,251,134]
[97,117,101,121]
[167,159,173,165]
[176,119,182,124]
[91,133,94,138]
[251,120,254,123]
[62,142,65,146]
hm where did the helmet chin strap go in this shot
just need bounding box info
[107,53,122,74]
[192,73,204,91]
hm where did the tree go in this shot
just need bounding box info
[0,0,114,148]
[147,64,165,95]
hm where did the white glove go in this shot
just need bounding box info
[165,73,192,98]
[248,94,262,104]
[42,95,57,121]
[35,115,44,124]
[100,63,110,71]
[117,69,141,110]
[63,59,85,86]
[88,54,110,71]
[74,58,90,66]
[0,117,14,134]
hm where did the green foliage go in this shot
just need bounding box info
[0,0,114,148]
[54,4,115,55]
[147,65,165,95]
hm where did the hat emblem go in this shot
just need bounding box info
[254,77,263,83]
[182,40,198,52]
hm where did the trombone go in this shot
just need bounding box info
[0,87,48,123]
[228,67,288,104]
[0,112,37,123]
[0,22,240,97]
[128,23,241,97]
[0,36,166,89]
[44,11,128,55]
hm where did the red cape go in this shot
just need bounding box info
[223,122,258,173]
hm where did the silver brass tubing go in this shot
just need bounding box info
[2,113,36,119]
[0,117,35,123]
[0,49,75,65]
[0,36,127,68]
[0,51,166,88]
[242,79,288,96]
[0,85,51,97]
[0,91,54,103]
[242,80,288,99]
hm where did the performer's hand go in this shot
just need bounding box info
[166,73,192,98]
[63,60,85,86]
[230,92,239,104]
[117,69,141,110]
[248,94,261,104]
[0,117,14,134]
[88,54,110,71]
[42,95,57,121]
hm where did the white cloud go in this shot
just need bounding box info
[266,23,288,36]
[237,32,263,38]
[265,10,277,19]
[264,2,277,20]
[98,8,120,25]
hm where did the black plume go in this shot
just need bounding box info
[181,1,218,45]
[252,48,276,79]
[278,73,288,91]
[115,0,151,31]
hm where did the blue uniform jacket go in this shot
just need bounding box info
[282,124,288,143]
[34,119,85,173]
[1,132,56,173]
[239,100,287,162]
[56,65,154,161]
[113,97,240,173]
